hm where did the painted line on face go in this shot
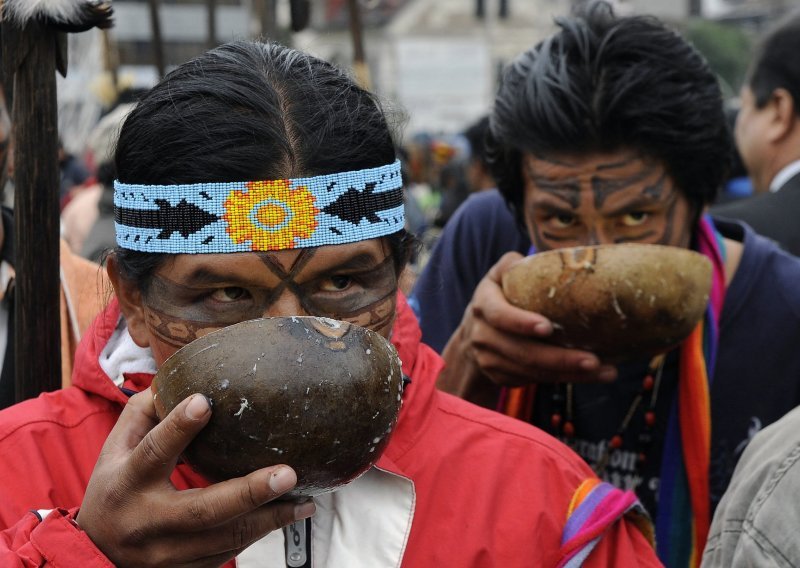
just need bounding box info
[655,189,680,246]
[144,308,221,348]
[256,248,318,308]
[524,160,581,209]
[591,164,658,209]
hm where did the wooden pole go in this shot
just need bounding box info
[11,24,62,401]
[207,0,217,51]
[101,29,119,96]
[148,0,166,78]
[346,0,371,89]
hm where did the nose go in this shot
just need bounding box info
[261,289,309,319]
[584,223,621,246]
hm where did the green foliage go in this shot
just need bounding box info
[684,19,753,97]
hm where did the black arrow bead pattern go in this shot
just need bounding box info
[115,198,220,239]
[322,184,403,225]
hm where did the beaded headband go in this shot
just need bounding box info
[114,160,404,253]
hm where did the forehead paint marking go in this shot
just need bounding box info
[524,161,580,209]
[591,164,657,209]
[255,248,317,307]
[595,157,637,170]
[257,248,317,281]
[641,171,668,201]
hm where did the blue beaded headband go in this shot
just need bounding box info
[114,160,404,253]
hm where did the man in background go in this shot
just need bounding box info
[712,10,800,255]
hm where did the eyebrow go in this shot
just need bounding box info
[590,165,656,193]
[177,251,387,287]
[180,268,243,287]
[310,253,390,278]
[531,201,577,217]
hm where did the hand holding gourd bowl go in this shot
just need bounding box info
[501,244,712,361]
[151,316,404,497]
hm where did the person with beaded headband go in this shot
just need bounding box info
[413,2,800,566]
[0,40,659,566]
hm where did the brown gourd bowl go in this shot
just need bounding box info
[501,244,712,361]
[151,316,404,497]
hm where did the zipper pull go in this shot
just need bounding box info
[284,517,311,567]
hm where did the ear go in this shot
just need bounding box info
[106,255,152,348]
[767,88,797,143]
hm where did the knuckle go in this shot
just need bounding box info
[122,525,150,548]
[139,431,173,465]
[469,300,484,320]
[186,497,215,526]
[240,479,262,509]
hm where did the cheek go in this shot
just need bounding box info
[664,202,693,249]
[733,118,749,158]
[337,294,397,338]
[143,308,224,366]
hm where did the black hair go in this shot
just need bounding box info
[113,40,412,293]
[463,115,490,166]
[487,1,731,224]
[747,9,800,110]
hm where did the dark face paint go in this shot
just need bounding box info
[139,241,399,356]
[521,152,693,251]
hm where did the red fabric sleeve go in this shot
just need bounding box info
[0,509,113,567]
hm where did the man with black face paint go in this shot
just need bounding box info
[410,3,800,566]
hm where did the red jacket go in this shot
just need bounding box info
[0,295,660,567]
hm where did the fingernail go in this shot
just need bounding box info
[185,395,210,420]
[534,322,552,335]
[269,467,297,494]
[578,358,599,371]
[294,501,316,520]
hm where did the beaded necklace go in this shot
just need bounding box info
[550,353,667,477]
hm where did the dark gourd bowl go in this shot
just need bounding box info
[501,244,713,361]
[151,316,404,498]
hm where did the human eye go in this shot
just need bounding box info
[209,287,249,303]
[621,211,650,227]
[546,212,577,228]
[318,275,353,292]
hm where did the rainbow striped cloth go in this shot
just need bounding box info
[558,478,654,567]
[655,215,725,567]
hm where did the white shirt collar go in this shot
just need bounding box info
[769,159,800,193]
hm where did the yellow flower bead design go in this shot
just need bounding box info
[223,179,319,250]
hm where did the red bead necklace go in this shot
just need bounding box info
[551,354,666,477]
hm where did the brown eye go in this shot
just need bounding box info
[621,212,649,227]
[320,275,352,292]
[210,287,247,302]
[552,213,576,228]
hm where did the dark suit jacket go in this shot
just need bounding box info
[711,172,800,256]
